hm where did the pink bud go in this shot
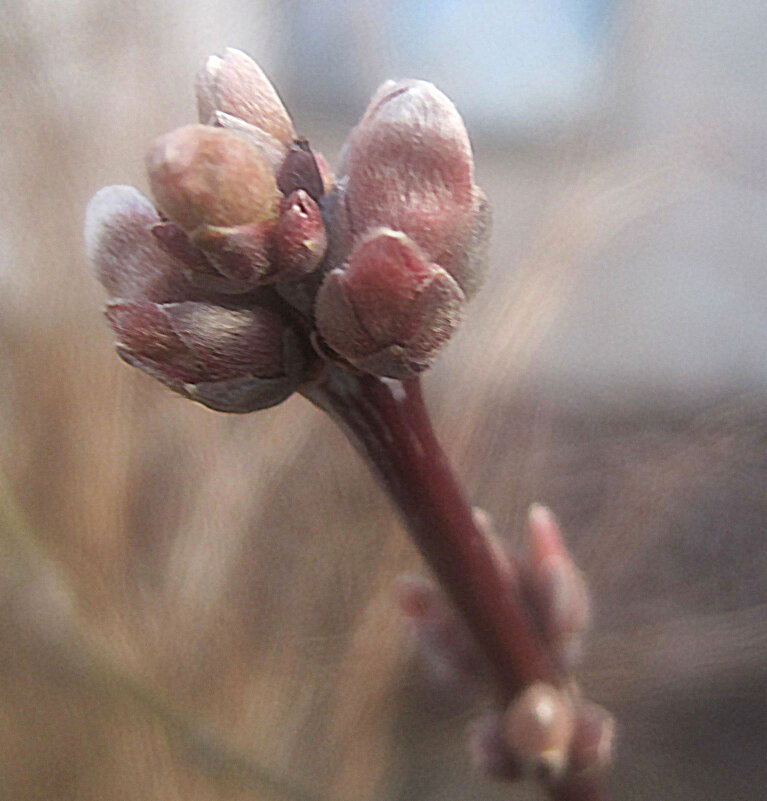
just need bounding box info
[568,701,616,776]
[525,505,592,670]
[84,185,203,302]
[193,220,274,287]
[270,190,327,282]
[343,80,476,265]
[106,300,304,412]
[504,683,575,778]
[196,48,294,148]
[146,124,279,237]
[394,575,487,689]
[315,229,465,377]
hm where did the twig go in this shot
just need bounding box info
[304,367,611,801]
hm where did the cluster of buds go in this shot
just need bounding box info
[396,505,614,788]
[86,48,490,411]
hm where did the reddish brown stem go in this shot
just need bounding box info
[305,367,557,695]
[304,367,611,801]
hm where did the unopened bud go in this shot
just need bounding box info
[106,300,304,412]
[194,220,274,287]
[196,48,294,148]
[343,80,476,264]
[525,504,592,670]
[270,190,327,282]
[315,229,465,378]
[394,575,486,689]
[504,683,575,778]
[568,701,616,776]
[277,141,325,202]
[85,185,201,302]
[146,124,279,237]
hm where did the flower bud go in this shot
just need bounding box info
[193,220,274,287]
[146,124,279,238]
[276,141,325,203]
[315,229,465,377]
[504,683,575,778]
[196,48,294,148]
[395,575,486,690]
[85,185,202,302]
[270,190,327,282]
[525,505,592,670]
[105,300,304,412]
[343,80,476,265]
[568,701,616,776]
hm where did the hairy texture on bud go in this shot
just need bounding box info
[196,48,294,148]
[106,300,304,412]
[315,229,465,378]
[504,683,575,778]
[343,80,475,264]
[270,190,327,282]
[444,189,493,300]
[85,185,202,303]
[146,124,279,238]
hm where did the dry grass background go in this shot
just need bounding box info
[1,2,765,800]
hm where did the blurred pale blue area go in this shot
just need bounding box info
[284,0,613,130]
[277,0,767,398]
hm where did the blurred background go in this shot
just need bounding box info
[0,0,766,799]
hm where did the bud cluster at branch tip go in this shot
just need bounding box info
[85,47,490,409]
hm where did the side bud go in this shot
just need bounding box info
[146,124,279,239]
[85,185,202,303]
[315,229,465,378]
[525,505,592,671]
[504,683,575,779]
[270,190,327,282]
[196,48,294,149]
[568,701,616,777]
[105,301,304,413]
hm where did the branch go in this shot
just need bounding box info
[304,367,612,801]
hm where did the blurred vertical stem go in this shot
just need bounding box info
[304,366,610,801]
